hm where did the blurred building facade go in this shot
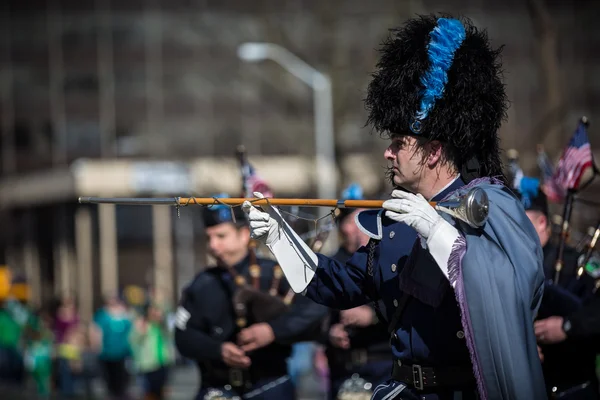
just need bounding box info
[0,0,599,317]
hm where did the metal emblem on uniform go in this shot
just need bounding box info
[236,317,246,328]
[235,275,246,286]
[249,264,261,278]
[336,373,373,400]
[203,385,241,400]
[212,326,223,336]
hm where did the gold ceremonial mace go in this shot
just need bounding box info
[79,186,490,228]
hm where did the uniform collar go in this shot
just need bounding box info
[430,175,463,201]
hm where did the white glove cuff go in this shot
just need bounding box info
[265,212,319,294]
[426,219,461,285]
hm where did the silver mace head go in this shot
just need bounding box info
[436,187,489,228]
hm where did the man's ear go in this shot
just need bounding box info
[539,213,549,231]
[426,140,443,167]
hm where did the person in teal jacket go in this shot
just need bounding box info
[92,294,133,400]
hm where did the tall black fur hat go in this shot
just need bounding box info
[202,193,248,228]
[365,14,508,183]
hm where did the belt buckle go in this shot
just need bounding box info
[412,364,424,391]
[229,368,244,388]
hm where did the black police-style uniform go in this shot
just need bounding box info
[544,244,597,303]
[515,186,599,399]
[174,205,327,400]
[324,245,392,400]
[563,292,600,349]
[537,282,599,399]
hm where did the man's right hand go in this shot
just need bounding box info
[329,323,350,349]
[221,342,251,368]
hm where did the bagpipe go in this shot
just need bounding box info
[510,116,600,286]
[228,145,339,330]
[577,223,600,293]
[229,239,293,329]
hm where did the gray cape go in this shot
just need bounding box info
[442,178,547,400]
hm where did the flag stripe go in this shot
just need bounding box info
[242,162,274,198]
[552,122,594,192]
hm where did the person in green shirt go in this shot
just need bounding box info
[129,301,175,400]
[23,310,54,398]
[0,296,36,386]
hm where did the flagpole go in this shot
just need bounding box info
[553,116,592,284]
[575,117,596,192]
[553,189,575,284]
[236,144,250,197]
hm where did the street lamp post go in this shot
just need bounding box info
[237,43,337,222]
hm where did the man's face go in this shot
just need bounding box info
[383,134,427,191]
[525,210,549,245]
[206,223,250,267]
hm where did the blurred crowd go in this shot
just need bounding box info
[0,281,178,400]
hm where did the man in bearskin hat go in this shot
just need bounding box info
[174,196,327,400]
[512,177,600,399]
[323,184,392,400]
[244,14,547,399]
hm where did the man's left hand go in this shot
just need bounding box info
[534,316,567,344]
[340,306,375,328]
[237,323,275,352]
[382,190,444,240]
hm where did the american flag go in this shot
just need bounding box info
[552,121,594,192]
[536,146,565,202]
[241,160,274,198]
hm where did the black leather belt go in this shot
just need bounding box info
[330,348,390,368]
[392,361,475,390]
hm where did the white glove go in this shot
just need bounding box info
[242,192,280,245]
[382,190,444,240]
[242,192,318,293]
[382,190,461,284]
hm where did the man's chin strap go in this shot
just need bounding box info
[264,205,319,294]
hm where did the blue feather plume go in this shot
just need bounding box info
[341,183,364,200]
[411,18,466,133]
[518,176,540,209]
[207,193,234,221]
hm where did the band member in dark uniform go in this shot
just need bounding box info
[325,184,392,400]
[174,197,328,400]
[514,177,600,399]
[518,179,596,301]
